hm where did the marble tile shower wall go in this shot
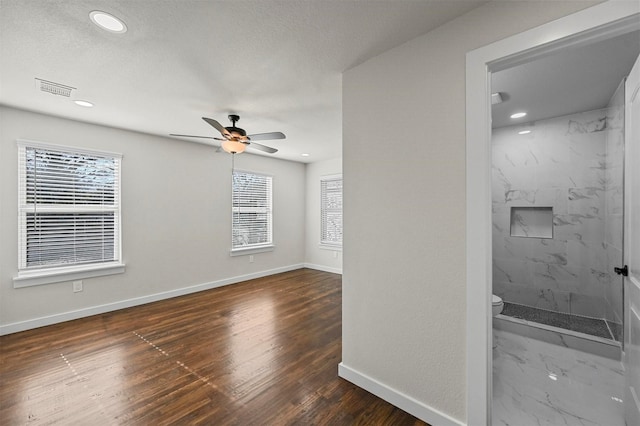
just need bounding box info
[492,108,615,320]
[604,81,625,328]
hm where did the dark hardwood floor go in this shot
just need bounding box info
[0,269,427,425]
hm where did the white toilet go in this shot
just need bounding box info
[492,294,504,317]
[492,295,504,349]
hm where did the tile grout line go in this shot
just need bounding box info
[604,320,616,341]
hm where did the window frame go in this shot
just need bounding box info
[13,140,125,288]
[319,173,343,250]
[230,169,274,256]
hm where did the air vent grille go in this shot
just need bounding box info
[35,78,76,97]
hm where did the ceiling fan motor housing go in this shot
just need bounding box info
[226,115,247,138]
[225,126,247,137]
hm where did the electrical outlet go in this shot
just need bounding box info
[73,280,83,292]
[249,255,254,263]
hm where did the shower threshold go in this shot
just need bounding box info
[495,302,622,360]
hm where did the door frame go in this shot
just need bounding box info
[465,3,640,425]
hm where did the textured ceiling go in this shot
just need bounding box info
[0,0,487,163]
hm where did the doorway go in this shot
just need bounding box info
[490,31,638,344]
[465,3,640,425]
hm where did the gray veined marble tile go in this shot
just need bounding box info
[568,187,604,216]
[505,189,537,204]
[533,289,571,313]
[570,293,606,318]
[492,329,625,426]
[531,263,580,292]
[499,286,571,313]
[569,131,606,160]
[493,141,540,167]
[536,188,568,214]
[527,238,568,264]
[493,258,534,285]
[491,107,618,335]
[568,166,606,190]
[535,162,579,189]
[604,213,623,249]
[567,240,606,271]
[493,234,519,261]
[527,251,568,267]
[566,114,607,134]
[492,167,513,196]
[604,183,623,215]
[492,217,508,235]
[495,165,538,191]
[527,137,570,166]
[554,214,604,244]
[500,188,568,214]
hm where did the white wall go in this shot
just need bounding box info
[305,157,343,274]
[0,106,306,333]
[340,1,601,424]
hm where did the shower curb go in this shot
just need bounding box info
[493,315,621,360]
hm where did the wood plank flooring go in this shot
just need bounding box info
[0,269,427,425]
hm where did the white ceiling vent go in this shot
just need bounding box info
[34,78,76,97]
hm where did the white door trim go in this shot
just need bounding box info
[623,50,640,426]
[465,3,640,425]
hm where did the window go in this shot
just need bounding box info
[320,174,342,248]
[15,141,123,287]
[231,170,273,253]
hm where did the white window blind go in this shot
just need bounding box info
[17,142,121,272]
[232,171,272,251]
[320,175,342,247]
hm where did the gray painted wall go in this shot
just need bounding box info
[0,106,306,330]
[342,1,601,422]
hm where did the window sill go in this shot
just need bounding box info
[13,262,126,288]
[230,245,275,257]
[319,243,342,251]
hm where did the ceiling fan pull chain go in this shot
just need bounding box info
[231,151,235,174]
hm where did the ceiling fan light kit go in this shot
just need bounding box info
[170,114,285,155]
[221,139,246,154]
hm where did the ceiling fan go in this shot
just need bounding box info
[170,114,285,154]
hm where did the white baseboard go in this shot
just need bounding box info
[303,263,342,275]
[338,362,464,426]
[0,264,304,336]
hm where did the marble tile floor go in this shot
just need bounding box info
[492,329,625,426]
[502,302,620,341]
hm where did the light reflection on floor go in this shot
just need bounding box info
[492,328,625,426]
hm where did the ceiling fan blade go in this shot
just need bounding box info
[169,134,218,140]
[247,131,286,141]
[248,142,278,154]
[202,117,230,137]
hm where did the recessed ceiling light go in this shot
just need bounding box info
[74,100,94,107]
[518,130,531,135]
[510,112,527,119]
[301,153,310,157]
[90,11,127,33]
